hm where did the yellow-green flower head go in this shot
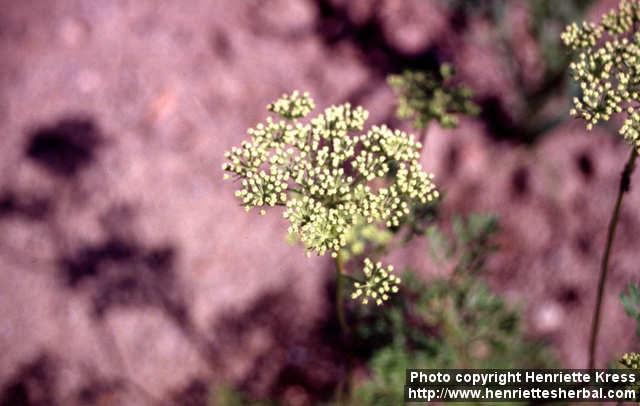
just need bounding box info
[223,91,439,259]
[562,0,640,150]
[267,90,315,120]
[620,352,640,370]
[388,64,479,130]
[350,258,401,306]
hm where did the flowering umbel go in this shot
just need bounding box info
[562,0,640,149]
[620,352,640,369]
[388,64,479,130]
[223,91,439,303]
[351,259,400,306]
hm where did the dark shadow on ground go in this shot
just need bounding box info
[25,117,104,179]
[0,353,57,406]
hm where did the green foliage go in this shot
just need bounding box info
[563,0,640,149]
[426,213,499,274]
[436,0,594,143]
[495,1,591,62]
[443,0,592,77]
[621,283,640,337]
[212,215,554,405]
[347,215,555,405]
[388,65,479,130]
[210,386,275,406]
[620,285,640,385]
[529,0,595,72]
[223,91,440,303]
[349,273,554,405]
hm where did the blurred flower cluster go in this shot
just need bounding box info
[621,352,640,369]
[388,64,479,130]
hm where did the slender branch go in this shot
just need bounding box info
[342,273,364,284]
[335,253,349,337]
[588,147,638,369]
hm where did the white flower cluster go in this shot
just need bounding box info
[562,0,640,149]
[621,352,640,369]
[222,91,439,260]
[267,90,315,119]
[351,259,400,305]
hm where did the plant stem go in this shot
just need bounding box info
[335,253,349,337]
[342,273,364,284]
[588,147,638,369]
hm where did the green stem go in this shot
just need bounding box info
[342,273,364,284]
[335,253,349,337]
[588,147,638,369]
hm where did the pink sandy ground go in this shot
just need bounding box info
[0,0,637,403]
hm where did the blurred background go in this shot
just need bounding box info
[1,0,639,404]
